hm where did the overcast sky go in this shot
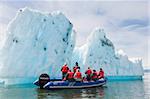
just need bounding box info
[0,0,149,68]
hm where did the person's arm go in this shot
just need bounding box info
[98,72,100,76]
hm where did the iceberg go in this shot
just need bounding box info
[0,8,143,84]
[71,28,143,77]
[0,8,75,79]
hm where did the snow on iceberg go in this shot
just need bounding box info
[0,8,75,78]
[0,8,143,84]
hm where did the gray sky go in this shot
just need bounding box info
[0,0,149,68]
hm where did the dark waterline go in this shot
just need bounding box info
[0,73,150,99]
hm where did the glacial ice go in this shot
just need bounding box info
[0,8,75,78]
[0,8,143,84]
[71,28,143,76]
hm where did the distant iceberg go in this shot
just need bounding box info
[0,8,143,84]
[71,28,143,76]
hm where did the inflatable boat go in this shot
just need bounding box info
[34,74,106,89]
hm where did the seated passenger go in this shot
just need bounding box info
[66,70,74,82]
[85,67,92,81]
[74,69,82,82]
[98,68,104,79]
[92,70,98,81]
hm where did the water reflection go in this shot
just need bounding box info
[0,74,149,99]
[36,86,105,99]
[36,80,146,99]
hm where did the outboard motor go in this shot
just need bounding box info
[39,73,50,88]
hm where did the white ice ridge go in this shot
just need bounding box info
[0,8,143,82]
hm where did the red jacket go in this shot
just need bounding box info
[73,66,80,73]
[73,66,78,73]
[61,65,69,73]
[99,70,104,78]
[75,72,82,79]
[67,71,74,79]
[92,72,98,79]
[85,69,92,75]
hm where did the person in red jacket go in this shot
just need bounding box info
[98,68,104,79]
[66,70,74,82]
[74,69,82,82]
[73,62,80,73]
[92,70,98,81]
[85,67,92,81]
[61,63,69,79]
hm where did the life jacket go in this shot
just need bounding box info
[75,72,82,79]
[92,72,98,79]
[61,65,69,73]
[67,71,74,79]
[85,69,92,75]
[73,66,78,73]
[99,70,104,78]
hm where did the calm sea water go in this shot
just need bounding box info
[0,73,150,99]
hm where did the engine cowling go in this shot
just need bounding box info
[39,73,50,88]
